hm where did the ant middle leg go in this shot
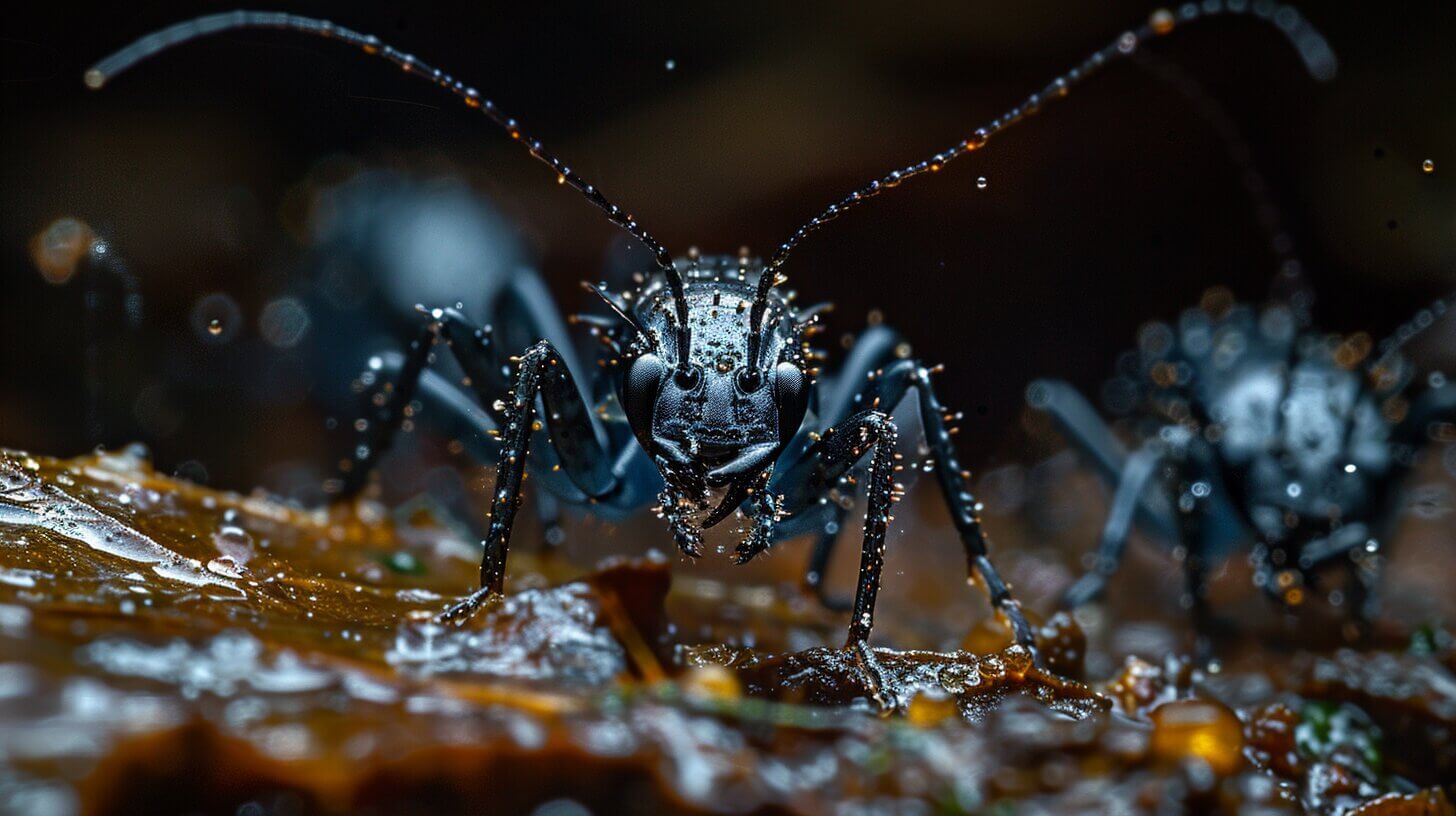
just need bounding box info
[333,306,511,500]
[861,359,1038,652]
[327,307,628,621]
[788,351,1038,653]
[1177,489,1231,664]
[780,354,1030,652]
[794,326,903,611]
[334,298,600,539]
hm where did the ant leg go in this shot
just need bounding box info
[796,326,904,611]
[1026,379,1180,542]
[1176,493,1217,663]
[1343,550,1382,642]
[335,317,440,498]
[815,327,904,427]
[491,274,608,552]
[841,359,1037,653]
[439,339,619,624]
[1293,522,1379,638]
[335,306,518,498]
[1062,446,1164,607]
[333,347,504,491]
[335,305,588,501]
[1186,550,1214,663]
[783,410,902,708]
[330,307,624,619]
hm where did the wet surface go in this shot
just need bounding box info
[1,447,1453,815]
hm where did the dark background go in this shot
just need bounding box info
[3,0,1453,494]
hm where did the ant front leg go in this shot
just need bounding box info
[796,326,909,612]
[778,409,901,708]
[439,339,619,624]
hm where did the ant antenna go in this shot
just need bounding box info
[85,11,695,364]
[746,2,1337,367]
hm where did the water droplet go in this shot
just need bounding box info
[191,292,242,343]
[664,58,676,71]
[1150,699,1243,776]
[907,691,958,725]
[1150,8,1175,35]
[31,217,92,284]
[1422,159,1435,174]
[975,176,988,189]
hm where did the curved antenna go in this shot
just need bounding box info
[746,1,1337,367]
[85,10,694,363]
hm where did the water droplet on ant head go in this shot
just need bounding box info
[976,176,988,190]
[208,319,223,335]
[1422,159,1435,174]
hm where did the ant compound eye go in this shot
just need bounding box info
[736,368,764,393]
[623,353,666,446]
[673,365,702,390]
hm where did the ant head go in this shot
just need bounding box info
[1244,363,1382,540]
[621,346,807,505]
[1243,296,1452,545]
[609,257,812,521]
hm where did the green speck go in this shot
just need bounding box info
[1408,622,1451,657]
[382,551,425,575]
[1295,700,1383,778]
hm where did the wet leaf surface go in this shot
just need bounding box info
[1,448,1452,815]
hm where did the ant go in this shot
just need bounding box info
[87,5,1339,705]
[1032,292,1452,652]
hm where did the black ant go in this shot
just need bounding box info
[1033,292,1452,652]
[87,5,1340,706]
